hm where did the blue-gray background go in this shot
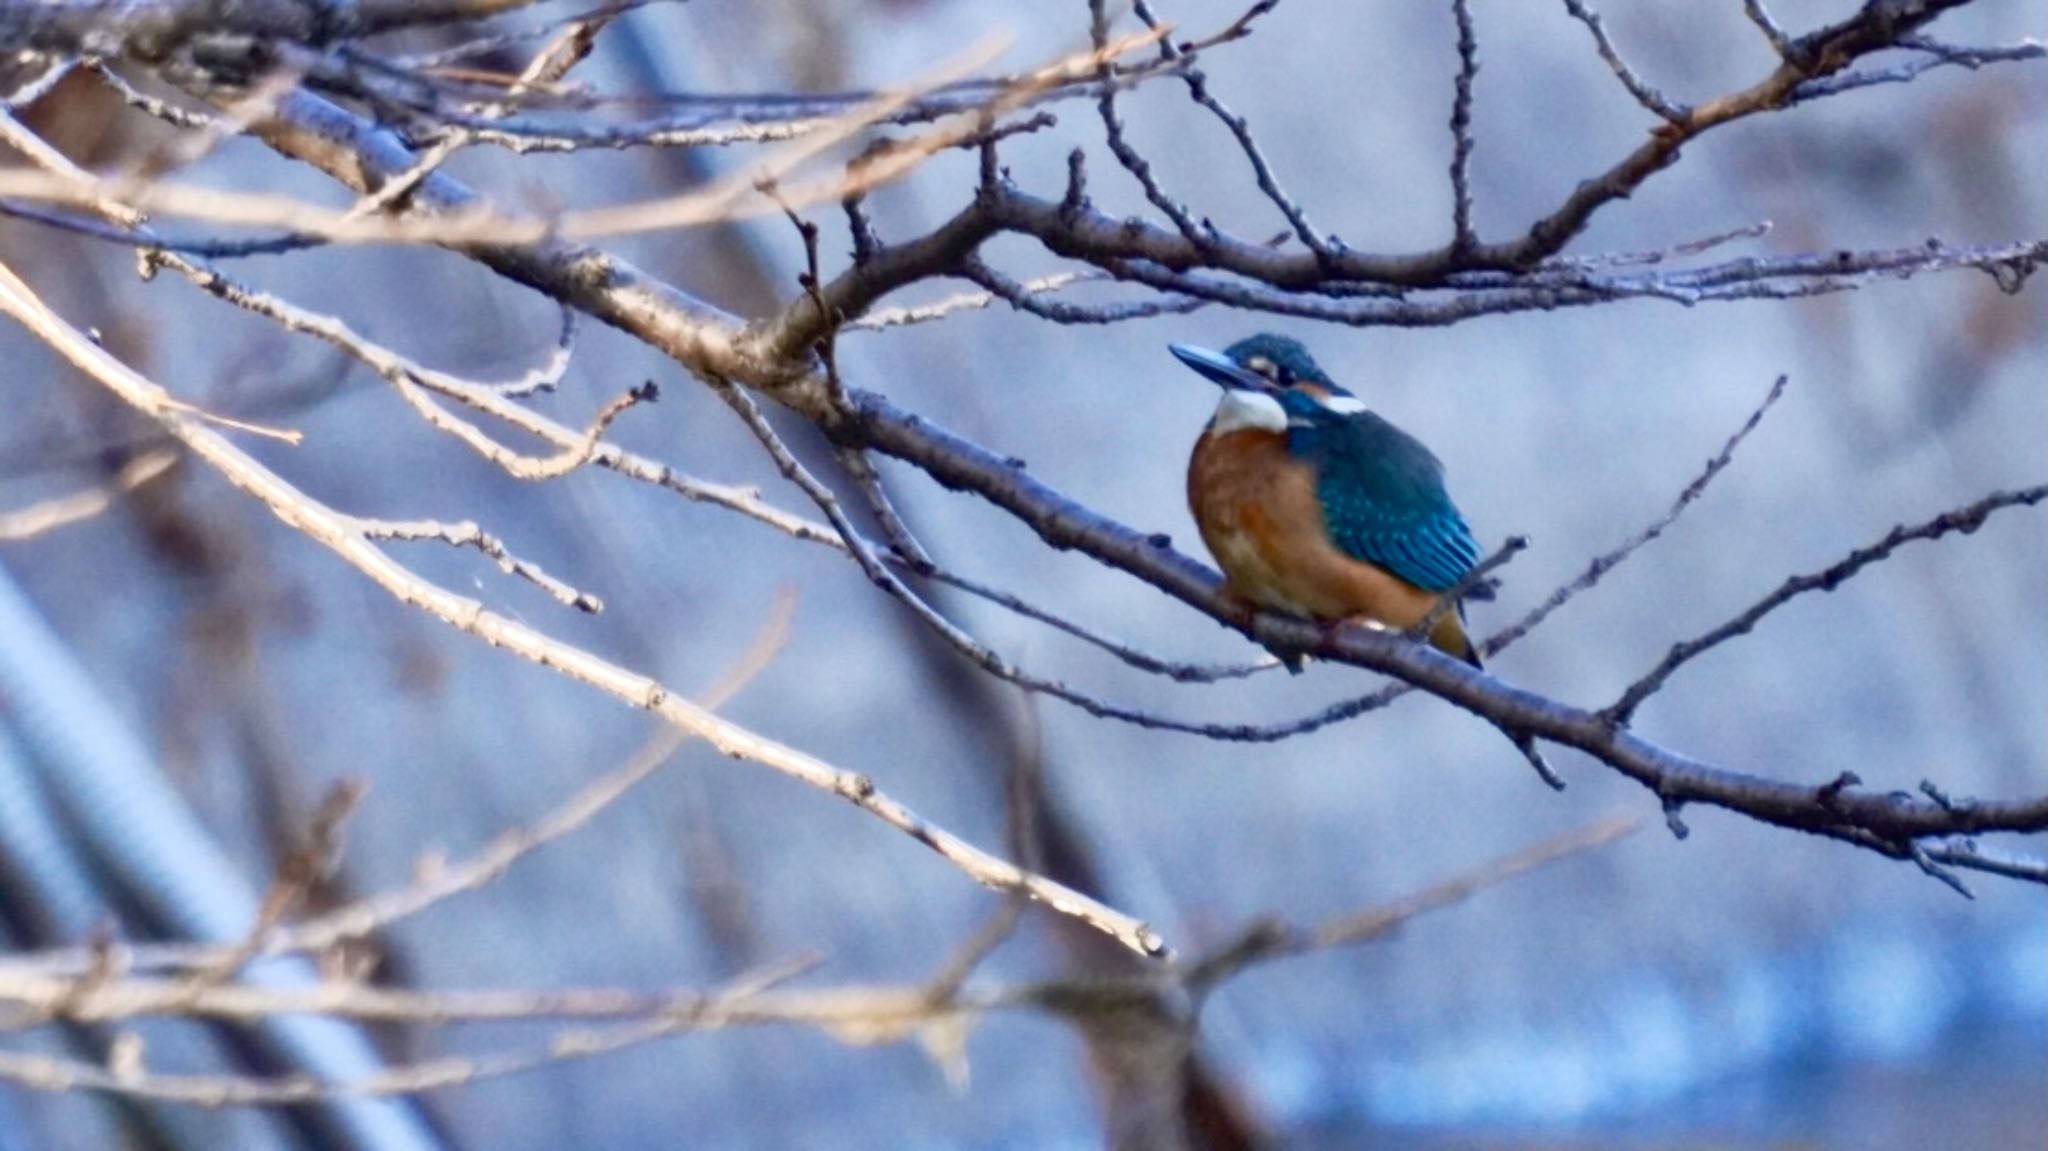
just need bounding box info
[0,1,2041,1148]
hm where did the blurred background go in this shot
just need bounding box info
[0,1,2042,1148]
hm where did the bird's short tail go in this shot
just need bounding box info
[1439,605,1565,789]
[1428,606,1484,669]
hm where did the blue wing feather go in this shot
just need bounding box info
[1286,404,1479,593]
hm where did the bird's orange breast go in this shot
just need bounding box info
[1187,428,1455,643]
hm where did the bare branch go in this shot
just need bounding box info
[1741,0,1801,62]
[358,517,604,613]
[149,234,1246,687]
[1608,484,2048,723]
[1543,219,1774,270]
[0,0,550,60]
[842,388,2048,862]
[1795,35,2046,100]
[1484,374,1789,658]
[346,4,620,217]
[1089,0,1206,247]
[1498,0,1992,266]
[3,55,75,107]
[1559,0,1689,122]
[0,960,826,1105]
[713,376,1225,732]
[86,59,218,129]
[923,564,1280,684]
[1126,0,1337,262]
[490,306,578,396]
[1925,839,2048,885]
[0,809,1639,1113]
[0,32,1167,247]
[955,258,1205,326]
[1447,0,1480,252]
[0,261,1168,960]
[1184,813,1644,990]
[0,449,176,542]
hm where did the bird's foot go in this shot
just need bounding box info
[1318,616,1395,655]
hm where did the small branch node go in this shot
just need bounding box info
[1907,842,1975,900]
[1816,770,1862,810]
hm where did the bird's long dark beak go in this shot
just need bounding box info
[1169,343,1271,392]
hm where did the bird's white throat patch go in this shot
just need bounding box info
[1209,389,1288,434]
[1317,394,1368,415]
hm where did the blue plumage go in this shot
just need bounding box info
[1279,390,1480,593]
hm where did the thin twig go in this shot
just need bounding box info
[1128,0,1336,261]
[1089,0,1207,247]
[1412,535,1526,646]
[1741,0,1801,62]
[0,450,177,542]
[0,261,1167,960]
[1558,0,1688,122]
[957,256,1206,325]
[358,517,603,612]
[1608,485,2048,722]
[1484,375,1789,658]
[1447,0,1480,253]
[1183,813,1644,989]
[349,7,618,218]
[712,377,1225,732]
[3,56,77,108]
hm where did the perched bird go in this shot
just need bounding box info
[1173,333,1485,665]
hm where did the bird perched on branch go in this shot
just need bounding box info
[1173,333,1486,665]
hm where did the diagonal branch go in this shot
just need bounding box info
[0,258,1167,960]
[1126,0,1337,262]
[1608,485,2048,723]
[142,67,2048,887]
[1559,0,1689,122]
[1484,374,1789,657]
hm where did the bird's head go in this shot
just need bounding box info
[1170,334,1363,434]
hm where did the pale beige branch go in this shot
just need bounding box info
[345,6,619,218]
[0,605,795,985]
[0,260,1165,961]
[157,254,854,547]
[0,814,1639,1106]
[158,260,637,480]
[357,517,604,612]
[844,272,1091,331]
[0,27,1165,246]
[0,960,839,1105]
[0,449,176,542]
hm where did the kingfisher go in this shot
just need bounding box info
[1174,334,1485,666]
